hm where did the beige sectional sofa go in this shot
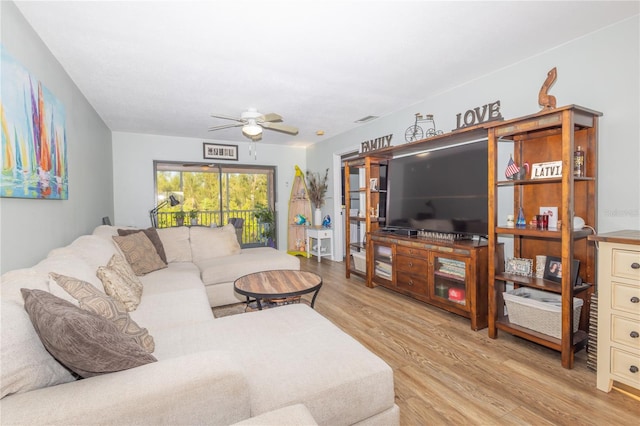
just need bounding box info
[0,224,399,425]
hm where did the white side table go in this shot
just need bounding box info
[306,227,333,262]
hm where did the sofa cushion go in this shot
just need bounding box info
[157,226,192,262]
[151,305,394,425]
[197,247,300,286]
[131,263,214,331]
[21,289,157,378]
[1,299,76,398]
[117,227,168,264]
[112,232,167,275]
[190,224,241,263]
[50,273,154,353]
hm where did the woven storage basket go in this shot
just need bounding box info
[351,251,367,272]
[503,287,583,339]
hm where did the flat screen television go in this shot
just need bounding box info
[385,141,488,237]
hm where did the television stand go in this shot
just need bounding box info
[368,231,502,330]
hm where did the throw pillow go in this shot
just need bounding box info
[106,254,143,296]
[97,265,141,312]
[190,224,241,263]
[1,299,76,398]
[112,232,167,275]
[50,273,154,353]
[21,289,157,378]
[156,226,192,262]
[117,227,167,264]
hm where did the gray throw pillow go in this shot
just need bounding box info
[50,273,154,353]
[112,232,167,276]
[21,289,157,378]
[117,227,168,264]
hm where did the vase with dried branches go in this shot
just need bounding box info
[306,168,329,226]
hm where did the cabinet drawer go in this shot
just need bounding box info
[396,255,428,274]
[397,272,427,295]
[612,315,640,350]
[310,230,332,239]
[396,245,427,258]
[610,347,640,387]
[612,249,640,281]
[612,281,640,315]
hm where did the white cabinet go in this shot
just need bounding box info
[590,230,640,393]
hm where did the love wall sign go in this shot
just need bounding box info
[454,100,503,130]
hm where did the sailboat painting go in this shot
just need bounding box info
[1,45,68,199]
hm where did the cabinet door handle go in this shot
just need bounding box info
[631,262,640,269]
[408,280,414,286]
[631,331,639,339]
[630,365,639,374]
[631,296,640,304]
[409,262,413,267]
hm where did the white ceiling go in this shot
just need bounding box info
[14,1,639,147]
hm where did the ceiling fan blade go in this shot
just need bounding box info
[208,123,244,131]
[261,122,299,135]
[259,113,283,123]
[210,113,244,122]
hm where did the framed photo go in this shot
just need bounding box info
[369,178,378,191]
[203,143,238,161]
[544,256,580,285]
[505,258,533,277]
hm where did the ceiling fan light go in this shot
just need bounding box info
[242,123,262,136]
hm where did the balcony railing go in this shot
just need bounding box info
[155,209,273,248]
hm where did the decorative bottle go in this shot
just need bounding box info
[574,146,585,177]
[516,207,526,228]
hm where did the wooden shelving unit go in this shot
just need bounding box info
[487,105,601,369]
[344,155,388,281]
[287,165,312,256]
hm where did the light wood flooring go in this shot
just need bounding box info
[298,257,639,425]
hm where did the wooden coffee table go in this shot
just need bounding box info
[234,270,322,310]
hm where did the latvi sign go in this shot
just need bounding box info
[531,161,562,179]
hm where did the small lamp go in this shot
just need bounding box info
[149,194,180,227]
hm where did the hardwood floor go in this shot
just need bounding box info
[298,257,640,425]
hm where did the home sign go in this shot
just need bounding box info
[361,134,393,153]
[454,100,503,130]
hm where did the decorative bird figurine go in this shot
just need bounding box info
[539,67,557,110]
[322,215,331,228]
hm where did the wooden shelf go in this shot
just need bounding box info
[495,227,593,239]
[496,176,595,186]
[496,318,588,351]
[487,105,600,369]
[344,156,388,281]
[287,165,313,255]
[495,272,592,294]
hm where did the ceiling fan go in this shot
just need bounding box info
[208,107,299,141]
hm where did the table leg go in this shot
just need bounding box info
[310,286,322,308]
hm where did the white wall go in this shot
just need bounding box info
[308,16,640,259]
[0,2,113,273]
[111,132,306,249]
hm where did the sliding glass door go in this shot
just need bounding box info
[153,161,275,247]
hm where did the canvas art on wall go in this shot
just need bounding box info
[1,45,68,199]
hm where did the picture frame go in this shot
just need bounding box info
[203,143,238,161]
[369,178,378,191]
[505,257,533,277]
[543,256,580,285]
